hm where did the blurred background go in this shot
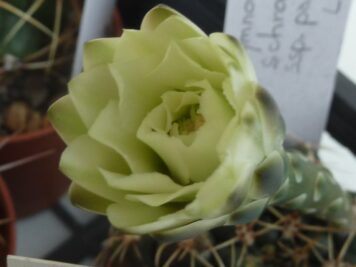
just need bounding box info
[0,0,355,265]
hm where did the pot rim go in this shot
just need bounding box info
[0,126,55,144]
[0,175,16,255]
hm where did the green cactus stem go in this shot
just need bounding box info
[272,151,353,227]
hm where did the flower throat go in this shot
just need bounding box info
[169,104,205,136]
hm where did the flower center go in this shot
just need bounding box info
[169,104,205,136]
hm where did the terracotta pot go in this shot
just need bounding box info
[0,175,16,266]
[0,127,69,218]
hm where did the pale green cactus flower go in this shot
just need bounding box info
[48,5,351,240]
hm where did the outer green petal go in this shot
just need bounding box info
[228,198,269,224]
[251,150,286,199]
[115,12,205,67]
[222,70,255,113]
[48,95,86,144]
[142,5,205,39]
[148,42,225,90]
[154,15,205,39]
[217,102,264,162]
[69,65,118,128]
[89,101,163,173]
[113,30,166,65]
[211,33,258,113]
[100,169,182,194]
[141,5,180,31]
[108,206,194,234]
[60,135,129,202]
[83,38,120,70]
[107,202,176,229]
[210,33,256,81]
[154,215,229,242]
[186,160,254,218]
[253,87,285,153]
[126,182,203,207]
[68,183,113,214]
[179,37,226,73]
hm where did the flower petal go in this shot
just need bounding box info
[251,150,286,199]
[222,69,255,113]
[68,183,113,214]
[254,87,285,153]
[89,101,164,173]
[210,33,256,81]
[154,14,205,39]
[179,37,226,73]
[113,30,166,64]
[228,198,269,224]
[69,65,118,127]
[107,203,189,233]
[115,12,205,67]
[100,169,182,194]
[154,215,228,242]
[60,135,129,202]
[148,42,225,90]
[141,5,180,31]
[186,159,254,218]
[137,91,201,184]
[126,182,203,207]
[138,123,190,184]
[48,95,86,144]
[109,52,168,132]
[120,210,196,235]
[187,81,234,182]
[83,38,120,70]
[217,102,264,160]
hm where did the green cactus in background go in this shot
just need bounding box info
[0,0,70,59]
[0,0,80,135]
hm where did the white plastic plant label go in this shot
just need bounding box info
[338,0,356,84]
[72,0,116,76]
[7,256,87,267]
[319,132,356,193]
[224,0,352,144]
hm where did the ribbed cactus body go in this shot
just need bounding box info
[272,151,352,227]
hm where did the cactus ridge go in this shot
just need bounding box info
[272,151,352,227]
